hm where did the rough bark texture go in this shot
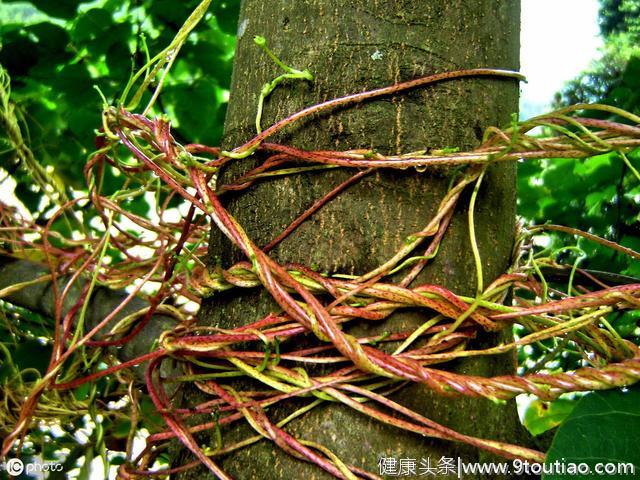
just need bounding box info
[180,1,531,478]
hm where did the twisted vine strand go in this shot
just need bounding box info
[2,60,640,478]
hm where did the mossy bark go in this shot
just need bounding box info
[178,1,532,478]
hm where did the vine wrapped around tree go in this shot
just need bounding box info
[0,1,639,478]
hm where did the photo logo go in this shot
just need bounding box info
[6,458,24,476]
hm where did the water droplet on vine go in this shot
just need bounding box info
[414,165,427,173]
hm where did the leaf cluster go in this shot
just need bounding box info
[0,0,238,219]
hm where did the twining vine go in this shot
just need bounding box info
[1,0,640,478]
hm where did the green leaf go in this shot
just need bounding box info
[544,387,640,479]
[609,86,634,106]
[72,8,113,43]
[585,185,616,214]
[110,455,126,466]
[48,215,73,240]
[622,260,640,277]
[51,63,95,107]
[0,339,52,382]
[74,383,92,401]
[106,40,133,82]
[112,418,132,439]
[523,398,576,436]
[31,0,82,19]
[577,153,621,185]
[620,235,640,252]
[162,79,222,143]
[610,311,640,338]
[27,22,72,64]
[543,159,574,187]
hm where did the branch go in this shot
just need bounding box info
[0,254,174,368]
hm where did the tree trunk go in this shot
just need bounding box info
[179,1,529,478]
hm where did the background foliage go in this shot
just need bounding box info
[519,0,640,375]
[0,0,237,221]
[0,0,239,475]
[0,0,638,477]
[516,0,640,450]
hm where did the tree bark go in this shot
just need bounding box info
[180,1,530,478]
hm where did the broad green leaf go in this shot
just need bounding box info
[27,22,72,64]
[523,398,577,436]
[163,79,222,143]
[72,8,113,44]
[544,387,640,479]
[112,418,132,439]
[610,310,640,338]
[106,40,133,82]
[573,152,614,178]
[73,383,92,401]
[29,0,82,19]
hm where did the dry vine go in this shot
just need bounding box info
[1,1,640,478]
